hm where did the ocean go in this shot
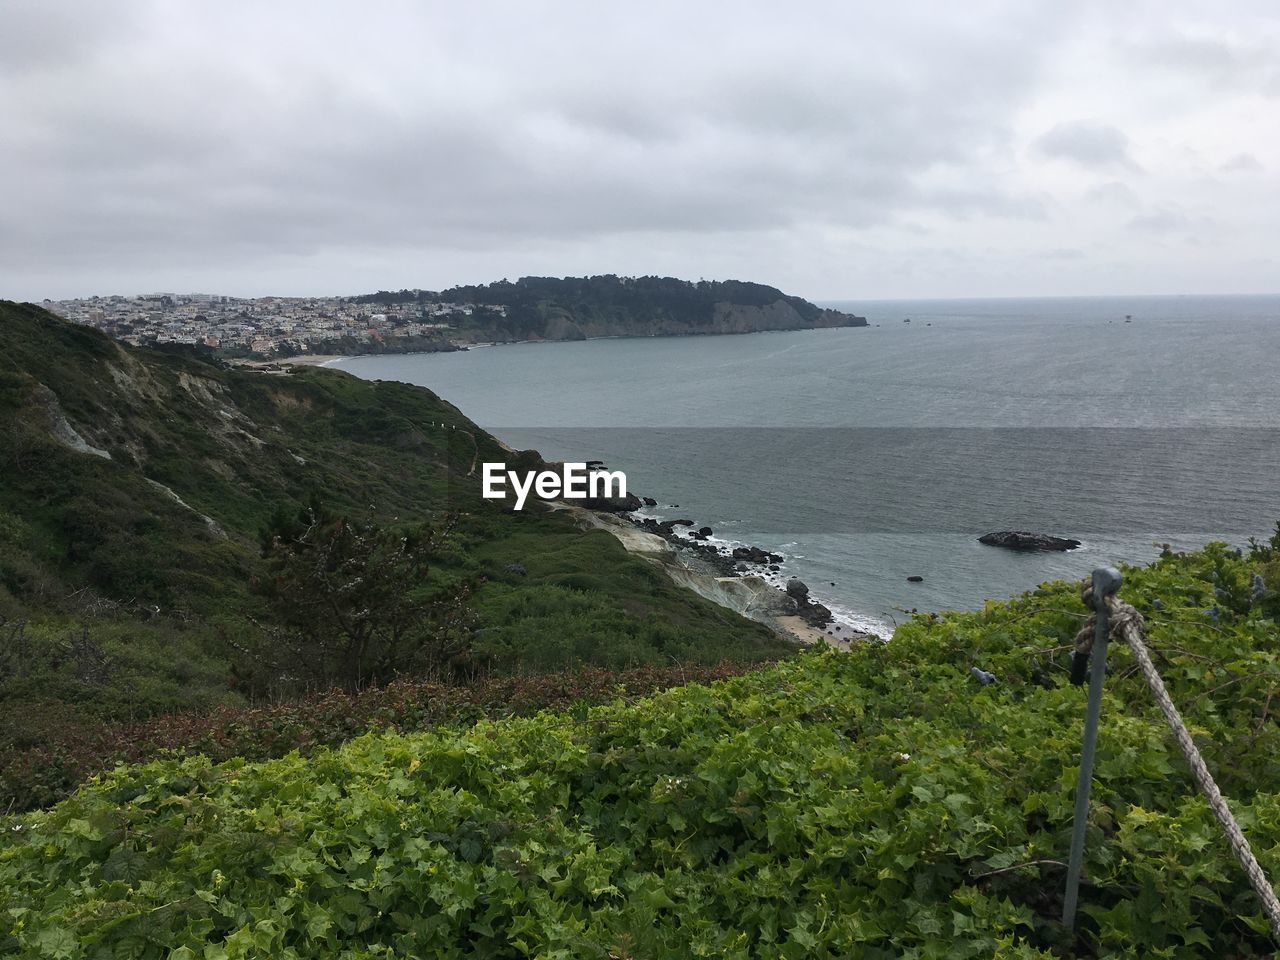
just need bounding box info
[335,294,1280,637]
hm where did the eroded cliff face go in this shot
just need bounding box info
[536,299,867,340]
[708,301,866,333]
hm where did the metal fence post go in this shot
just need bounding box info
[1062,566,1123,933]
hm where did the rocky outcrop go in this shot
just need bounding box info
[32,384,111,459]
[579,492,642,512]
[541,301,865,339]
[559,505,853,645]
[783,578,832,627]
[542,316,587,341]
[704,301,867,335]
[732,546,784,565]
[144,479,227,539]
[979,531,1081,552]
[795,599,833,628]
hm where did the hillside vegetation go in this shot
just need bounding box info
[0,302,789,809]
[4,537,1280,957]
[349,275,868,341]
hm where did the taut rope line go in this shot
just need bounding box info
[1074,579,1280,942]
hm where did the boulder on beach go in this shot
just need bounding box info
[979,531,1081,552]
[800,601,833,627]
[786,578,810,600]
[732,545,782,565]
[581,492,643,513]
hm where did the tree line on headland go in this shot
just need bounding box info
[349,274,867,341]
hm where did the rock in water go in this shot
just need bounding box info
[978,531,1081,552]
[907,575,924,583]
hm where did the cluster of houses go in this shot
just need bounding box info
[43,293,500,356]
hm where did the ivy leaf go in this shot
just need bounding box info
[102,847,150,883]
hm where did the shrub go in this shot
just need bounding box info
[242,503,475,693]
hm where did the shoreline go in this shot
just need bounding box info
[555,504,873,651]
[630,509,887,644]
[233,323,871,367]
[237,354,347,368]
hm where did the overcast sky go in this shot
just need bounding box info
[2,0,1277,301]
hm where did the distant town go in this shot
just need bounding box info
[42,293,503,358]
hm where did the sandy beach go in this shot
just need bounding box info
[238,353,346,368]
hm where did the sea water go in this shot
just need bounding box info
[336,294,1280,635]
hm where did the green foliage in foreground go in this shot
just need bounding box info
[5,541,1280,958]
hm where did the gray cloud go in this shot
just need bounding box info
[0,1,1276,299]
[1129,32,1280,97]
[1084,181,1142,209]
[1221,153,1264,173]
[1126,208,1206,234]
[1033,121,1139,170]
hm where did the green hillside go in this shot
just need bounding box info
[0,302,789,808]
[4,539,1280,956]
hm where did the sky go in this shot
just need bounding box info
[1,0,1277,301]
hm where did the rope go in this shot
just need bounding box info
[1077,582,1280,942]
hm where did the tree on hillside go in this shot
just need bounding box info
[239,499,475,693]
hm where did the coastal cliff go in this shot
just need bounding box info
[349,274,868,343]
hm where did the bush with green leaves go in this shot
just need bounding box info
[243,503,475,694]
[4,540,1280,957]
